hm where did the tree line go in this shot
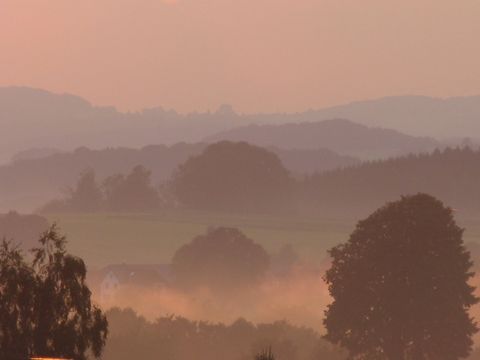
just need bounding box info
[40,143,480,216]
[302,146,480,216]
[41,165,161,213]
[103,308,345,360]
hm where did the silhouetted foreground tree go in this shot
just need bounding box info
[172,141,293,213]
[0,225,108,360]
[104,308,345,360]
[0,241,36,359]
[172,227,270,291]
[324,193,478,360]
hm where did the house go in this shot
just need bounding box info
[94,263,172,303]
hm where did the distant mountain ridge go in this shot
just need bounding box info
[0,87,242,163]
[307,95,480,139]
[1,87,479,163]
[205,119,440,159]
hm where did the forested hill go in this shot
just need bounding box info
[205,119,440,159]
[301,147,480,217]
[0,143,358,212]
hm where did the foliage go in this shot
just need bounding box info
[0,225,108,359]
[172,141,293,213]
[255,347,275,360]
[68,169,104,212]
[0,142,356,214]
[41,166,161,213]
[302,147,480,216]
[103,308,344,360]
[103,165,160,212]
[324,193,479,359]
[172,227,270,291]
[0,242,36,360]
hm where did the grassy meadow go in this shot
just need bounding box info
[45,210,356,268]
[45,210,480,268]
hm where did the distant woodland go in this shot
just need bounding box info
[0,143,357,212]
[301,147,480,216]
[30,144,480,218]
[104,308,345,360]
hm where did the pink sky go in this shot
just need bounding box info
[1,0,479,112]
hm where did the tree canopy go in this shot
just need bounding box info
[323,193,478,360]
[172,227,270,291]
[104,308,345,360]
[302,147,480,216]
[171,141,293,213]
[68,169,103,212]
[103,165,160,212]
[0,225,108,360]
[41,165,161,213]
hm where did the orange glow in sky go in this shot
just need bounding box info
[1,0,479,112]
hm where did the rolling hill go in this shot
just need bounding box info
[307,95,480,139]
[205,119,440,159]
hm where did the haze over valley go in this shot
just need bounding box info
[2,1,480,359]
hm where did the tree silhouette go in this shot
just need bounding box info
[172,141,293,213]
[0,242,36,360]
[0,225,108,359]
[302,147,480,217]
[68,169,103,212]
[104,309,343,360]
[324,193,478,360]
[172,227,270,291]
[103,165,160,212]
[255,347,275,360]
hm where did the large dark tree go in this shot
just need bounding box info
[0,225,108,359]
[324,193,478,360]
[0,242,36,360]
[172,227,270,291]
[171,141,293,213]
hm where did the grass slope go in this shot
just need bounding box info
[46,210,355,267]
[46,210,480,268]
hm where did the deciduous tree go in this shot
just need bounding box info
[324,194,478,359]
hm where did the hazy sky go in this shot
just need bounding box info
[1,0,479,113]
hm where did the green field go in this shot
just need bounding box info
[45,211,480,268]
[45,211,357,268]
